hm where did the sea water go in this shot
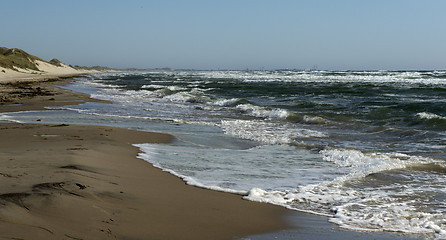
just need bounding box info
[2,70,445,238]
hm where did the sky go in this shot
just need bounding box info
[2,0,446,70]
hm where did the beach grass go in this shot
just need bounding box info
[49,58,63,67]
[0,47,45,71]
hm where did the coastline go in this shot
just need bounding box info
[0,75,424,239]
[0,75,291,239]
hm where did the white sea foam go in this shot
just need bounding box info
[141,84,188,91]
[244,148,446,237]
[0,113,24,123]
[246,188,294,205]
[236,104,292,119]
[141,84,166,89]
[142,85,188,92]
[330,197,446,235]
[303,115,327,124]
[221,119,328,145]
[75,79,118,89]
[214,98,245,107]
[417,112,446,120]
[319,149,438,181]
[163,92,198,103]
[197,70,446,85]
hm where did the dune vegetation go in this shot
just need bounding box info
[0,47,68,72]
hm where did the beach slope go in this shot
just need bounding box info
[0,77,290,239]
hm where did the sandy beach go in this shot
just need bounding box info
[0,76,293,239]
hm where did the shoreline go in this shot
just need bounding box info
[0,75,424,239]
[0,75,292,239]
[0,74,104,113]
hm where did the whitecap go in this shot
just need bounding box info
[214,98,247,107]
[417,112,446,120]
[303,115,327,124]
[236,104,293,120]
[220,119,328,145]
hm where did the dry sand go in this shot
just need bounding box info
[0,77,291,239]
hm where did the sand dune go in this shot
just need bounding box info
[0,47,102,83]
[0,62,95,83]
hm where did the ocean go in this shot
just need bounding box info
[2,70,445,237]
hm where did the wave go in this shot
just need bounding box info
[134,138,446,237]
[213,98,251,107]
[220,119,328,145]
[163,91,202,103]
[245,148,446,236]
[417,112,446,120]
[302,115,327,124]
[407,163,446,173]
[217,102,327,124]
[197,70,446,85]
[319,149,437,180]
[235,104,299,121]
[0,113,24,123]
[415,112,446,130]
[141,85,187,92]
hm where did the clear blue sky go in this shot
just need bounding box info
[2,0,445,70]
